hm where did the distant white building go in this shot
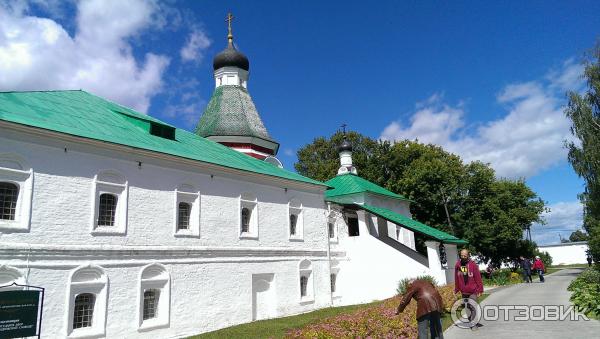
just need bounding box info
[538,242,589,265]
[0,19,465,338]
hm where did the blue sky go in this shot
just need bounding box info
[1,0,599,244]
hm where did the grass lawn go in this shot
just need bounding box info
[546,264,588,275]
[191,293,490,338]
[189,301,379,339]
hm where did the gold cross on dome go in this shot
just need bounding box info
[226,12,234,39]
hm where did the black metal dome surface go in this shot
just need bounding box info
[338,139,353,152]
[213,44,249,71]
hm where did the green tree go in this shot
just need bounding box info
[565,42,600,264]
[295,133,546,266]
[569,230,589,242]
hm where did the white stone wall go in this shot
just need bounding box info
[538,242,590,265]
[0,132,333,338]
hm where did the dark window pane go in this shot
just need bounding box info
[241,207,250,233]
[330,274,336,293]
[73,293,95,329]
[300,276,308,297]
[178,202,191,230]
[348,217,359,237]
[290,214,297,235]
[98,193,117,226]
[328,223,335,238]
[143,289,160,320]
[0,182,18,221]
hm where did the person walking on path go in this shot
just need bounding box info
[588,255,593,267]
[454,249,483,328]
[532,256,545,282]
[396,279,445,339]
[520,256,532,283]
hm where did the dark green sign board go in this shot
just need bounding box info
[0,289,42,338]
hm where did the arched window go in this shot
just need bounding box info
[298,259,314,302]
[330,274,337,293]
[288,199,303,240]
[73,293,95,329]
[97,193,117,226]
[0,154,33,232]
[330,259,340,297]
[177,202,191,230]
[240,193,258,238]
[138,264,170,330]
[174,184,200,237]
[0,182,18,220]
[92,170,127,234]
[66,265,108,337]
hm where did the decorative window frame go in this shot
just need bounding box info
[239,192,258,239]
[330,259,340,298]
[327,217,338,243]
[0,153,33,232]
[138,263,170,331]
[90,170,128,235]
[298,259,314,303]
[288,199,304,241]
[173,184,200,238]
[65,265,108,339]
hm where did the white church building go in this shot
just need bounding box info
[0,20,465,338]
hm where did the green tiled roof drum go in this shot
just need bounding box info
[0,90,325,187]
[195,85,275,143]
[324,173,410,201]
[358,204,467,244]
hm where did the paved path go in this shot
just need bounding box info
[444,268,600,339]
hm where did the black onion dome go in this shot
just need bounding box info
[338,138,353,152]
[213,43,250,71]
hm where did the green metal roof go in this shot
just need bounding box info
[0,90,325,187]
[195,85,276,143]
[324,173,410,201]
[358,204,467,244]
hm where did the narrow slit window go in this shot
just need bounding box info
[328,222,335,238]
[97,193,117,226]
[0,182,18,221]
[177,202,191,230]
[300,276,308,297]
[290,214,297,235]
[330,274,337,293]
[241,207,250,233]
[73,293,95,329]
[143,289,160,320]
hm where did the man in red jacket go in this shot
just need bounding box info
[532,255,545,282]
[454,249,483,328]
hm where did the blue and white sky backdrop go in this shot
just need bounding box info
[2,0,599,245]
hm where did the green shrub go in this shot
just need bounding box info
[534,250,553,268]
[396,275,438,295]
[568,268,600,318]
[483,268,524,286]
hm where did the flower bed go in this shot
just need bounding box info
[285,285,458,338]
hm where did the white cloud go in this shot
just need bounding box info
[380,61,584,178]
[180,29,211,62]
[283,148,295,157]
[531,201,584,245]
[0,0,170,113]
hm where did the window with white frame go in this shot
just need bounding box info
[138,264,170,331]
[66,265,108,338]
[330,259,340,297]
[91,170,127,235]
[240,192,258,238]
[298,259,314,302]
[173,184,200,237]
[288,199,303,240]
[0,154,33,232]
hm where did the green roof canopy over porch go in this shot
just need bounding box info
[356,204,468,245]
